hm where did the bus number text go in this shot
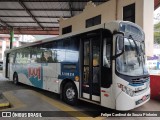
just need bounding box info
[28,67,41,80]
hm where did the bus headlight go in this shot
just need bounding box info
[118,83,134,97]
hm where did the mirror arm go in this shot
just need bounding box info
[112,49,124,60]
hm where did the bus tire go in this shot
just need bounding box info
[63,82,78,105]
[13,73,18,85]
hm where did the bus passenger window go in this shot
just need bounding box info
[41,51,53,63]
[9,52,15,64]
[31,54,37,63]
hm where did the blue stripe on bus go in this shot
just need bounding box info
[58,62,79,80]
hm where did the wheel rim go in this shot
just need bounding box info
[66,88,75,100]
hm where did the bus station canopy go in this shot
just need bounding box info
[0,0,159,35]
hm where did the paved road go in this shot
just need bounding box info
[0,72,29,93]
[0,72,160,120]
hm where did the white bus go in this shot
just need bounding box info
[4,21,150,111]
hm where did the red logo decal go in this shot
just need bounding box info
[28,67,41,80]
[104,94,109,97]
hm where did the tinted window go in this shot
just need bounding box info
[15,37,79,64]
[30,46,42,63]
[123,3,135,23]
[62,26,72,35]
[86,15,101,28]
[40,43,56,63]
[9,51,16,64]
[15,48,30,64]
[63,39,70,49]
[57,38,79,62]
[36,38,79,63]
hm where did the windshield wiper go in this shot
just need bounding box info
[128,35,141,66]
[128,36,147,75]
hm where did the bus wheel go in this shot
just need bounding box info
[13,73,18,85]
[63,82,78,105]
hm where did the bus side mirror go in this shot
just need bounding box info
[116,36,124,54]
[118,38,124,51]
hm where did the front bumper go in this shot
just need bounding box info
[116,88,150,111]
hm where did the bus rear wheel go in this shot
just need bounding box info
[63,82,78,105]
[13,73,18,85]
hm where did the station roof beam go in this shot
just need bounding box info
[18,1,43,30]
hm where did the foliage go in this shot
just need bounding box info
[154,22,160,30]
[154,22,160,44]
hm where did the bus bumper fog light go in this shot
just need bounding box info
[118,83,134,97]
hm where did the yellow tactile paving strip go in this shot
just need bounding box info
[1,91,26,111]
[30,90,105,120]
[0,94,10,108]
[0,102,9,108]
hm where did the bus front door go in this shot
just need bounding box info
[81,36,101,102]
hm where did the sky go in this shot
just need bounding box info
[154,7,160,24]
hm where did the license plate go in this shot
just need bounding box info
[135,94,150,105]
[142,95,147,101]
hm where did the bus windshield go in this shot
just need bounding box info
[116,37,148,76]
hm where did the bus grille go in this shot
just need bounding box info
[131,77,149,84]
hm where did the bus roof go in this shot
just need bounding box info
[4,20,141,53]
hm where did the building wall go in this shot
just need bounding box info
[143,0,154,56]
[59,0,117,35]
[59,0,154,56]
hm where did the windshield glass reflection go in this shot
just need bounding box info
[116,38,148,76]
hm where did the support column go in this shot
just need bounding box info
[10,28,14,49]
